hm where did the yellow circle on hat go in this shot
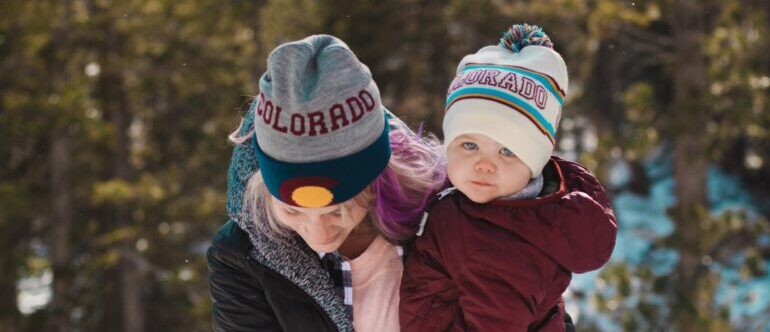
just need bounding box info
[292,186,334,208]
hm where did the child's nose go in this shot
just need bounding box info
[474,159,496,173]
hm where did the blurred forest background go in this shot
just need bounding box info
[1,0,769,331]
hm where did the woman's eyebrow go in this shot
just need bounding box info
[284,206,339,215]
[325,209,342,215]
[282,205,300,213]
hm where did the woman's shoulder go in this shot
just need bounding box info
[207,220,275,282]
[210,220,254,260]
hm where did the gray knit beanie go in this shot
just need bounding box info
[252,34,391,208]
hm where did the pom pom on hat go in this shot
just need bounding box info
[498,23,554,52]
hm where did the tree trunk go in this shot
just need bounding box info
[421,0,451,132]
[0,250,19,332]
[48,1,74,331]
[49,136,74,332]
[670,0,712,330]
[112,106,144,332]
[92,0,144,328]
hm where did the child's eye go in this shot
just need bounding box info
[500,147,515,157]
[461,142,478,150]
[283,208,299,216]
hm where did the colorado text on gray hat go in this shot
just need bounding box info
[255,90,378,137]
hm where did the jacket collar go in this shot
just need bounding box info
[233,207,354,332]
[453,156,617,273]
[487,156,567,208]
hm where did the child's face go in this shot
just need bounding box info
[447,133,532,203]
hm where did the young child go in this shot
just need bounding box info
[399,24,618,332]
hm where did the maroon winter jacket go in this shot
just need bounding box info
[400,157,617,332]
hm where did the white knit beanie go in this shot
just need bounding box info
[443,24,568,177]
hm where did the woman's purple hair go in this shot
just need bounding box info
[368,118,447,242]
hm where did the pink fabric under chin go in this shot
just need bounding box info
[350,235,403,332]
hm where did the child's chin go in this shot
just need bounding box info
[465,192,495,204]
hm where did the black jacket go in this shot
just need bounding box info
[208,219,353,332]
[209,107,353,332]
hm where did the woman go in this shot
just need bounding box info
[207,34,446,332]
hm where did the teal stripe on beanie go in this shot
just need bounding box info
[253,115,390,207]
[446,86,556,139]
[461,64,565,105]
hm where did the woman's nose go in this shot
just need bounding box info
[305,221,327,236]
[474,159,496,173]
[307,215,328,227]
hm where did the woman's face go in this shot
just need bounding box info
[270,197,369,253]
